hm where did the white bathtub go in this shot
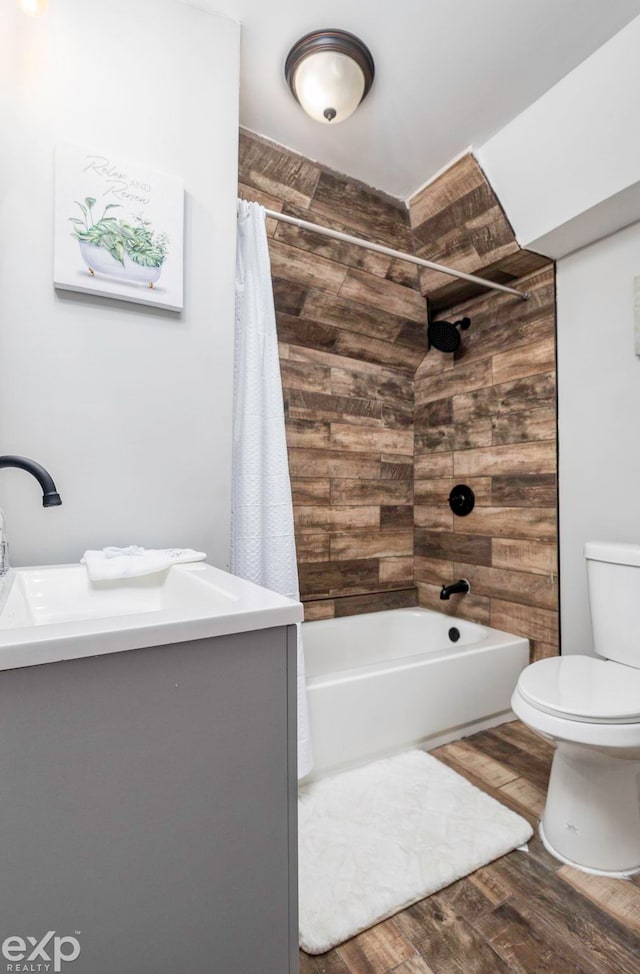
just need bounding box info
[303,607,529,779]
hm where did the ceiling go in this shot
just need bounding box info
[214,0,640,200]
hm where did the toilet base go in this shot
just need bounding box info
[539,821,640,878]
[540,742,640,876]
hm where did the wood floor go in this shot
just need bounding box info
[299,721,640,974]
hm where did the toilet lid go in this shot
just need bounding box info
[518,655,640,723]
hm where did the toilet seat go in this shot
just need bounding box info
[517,655,640,724]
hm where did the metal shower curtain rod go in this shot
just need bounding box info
[263,208,530,301]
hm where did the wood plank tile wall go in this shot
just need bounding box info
[411,266,558,660]
[409,153,558,662]
[238,132,559,656]
[238,129,425,620]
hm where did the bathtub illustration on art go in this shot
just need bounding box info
[69,197,169,289]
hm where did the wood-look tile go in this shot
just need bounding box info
[381,400,414,430]
[337,916,418,974]
[331,365,414,404]
[530,640,559,662]
[414,397,453,427]
[379,556,414,583]
[277,312,339,354]
[340,268,427,324]
[312,170,413,251]
[331,530,414,561]
[303,600,335,621]
[425,251,550,312]
[414,530,491,566]
[490,598,559,645]
[491,474,557,508]
[294,506,380,532]
[413,556,454,586]
[288,449,380,481]
[414,505,454,530]
[291,478,331,507]
[415,347,454,379]
[295,533,330,563]
[453,441,557,478]
[299,950,352,974]
[287,391,382,428]
[557,868,640,936]
[331,480,413,507]
[414,420,492,454]
[409,154,486,228]
[492,336,556,384]
[480,854,640,974]
[492,405,556,446]
[273,277,308,316]
[452,371,556,423]
[330,424,414,456]
[435,875,498,924]
[415,357,492,404]
[467,729,551,793]
[414,452,454,479]
[302,290,407,345]
[298,559,380,600]
[286,419,332,450]
[333,588,418,617]
[490,719,554,761]
[275,206,391,278]
[499,776,546,818]
[395,892,513,974]
[386,957,435,974]
[269,239,348,294]
[453,506,556,541]
[434,739,519,788]
[380,505,414,530]
[472,901,591,974]
[289,343,410,377]
[335,329,424,374]
[281,359,332,393]
[492,538,557,577]
[238,129,320,208]
[380,458,413,481]
[453,562,557,611]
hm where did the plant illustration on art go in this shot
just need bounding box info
[54,144,184,311]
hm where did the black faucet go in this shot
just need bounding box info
[440,579,470,600]
[0,456,62,577]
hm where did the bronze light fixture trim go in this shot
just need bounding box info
[285,29,375,124]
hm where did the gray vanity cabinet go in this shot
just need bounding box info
[0,624,298,974]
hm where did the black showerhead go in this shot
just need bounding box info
[427,317,471,353]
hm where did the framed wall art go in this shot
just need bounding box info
[54,144,184,311]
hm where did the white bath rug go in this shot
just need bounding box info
[298,749,533,954]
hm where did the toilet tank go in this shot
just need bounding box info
[585,541,640,667]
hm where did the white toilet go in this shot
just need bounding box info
[512,541,640,877]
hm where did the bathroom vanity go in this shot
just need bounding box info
[0,564,301,974]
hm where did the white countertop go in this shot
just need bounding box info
[0,562,303,671]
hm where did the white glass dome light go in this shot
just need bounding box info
[285,30,374,125]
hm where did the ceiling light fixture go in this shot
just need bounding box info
[19,0,48,15]
[285,29,374,125]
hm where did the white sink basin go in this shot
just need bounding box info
[0,563,302,671]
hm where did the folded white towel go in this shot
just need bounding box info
[82,547,206,581]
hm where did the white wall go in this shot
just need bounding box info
[478,15,640,259]
[557,221,640,654]
[0,0,240,567]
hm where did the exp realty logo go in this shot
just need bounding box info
[2,932,81,973]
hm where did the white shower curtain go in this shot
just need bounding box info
[231,199,313,779]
